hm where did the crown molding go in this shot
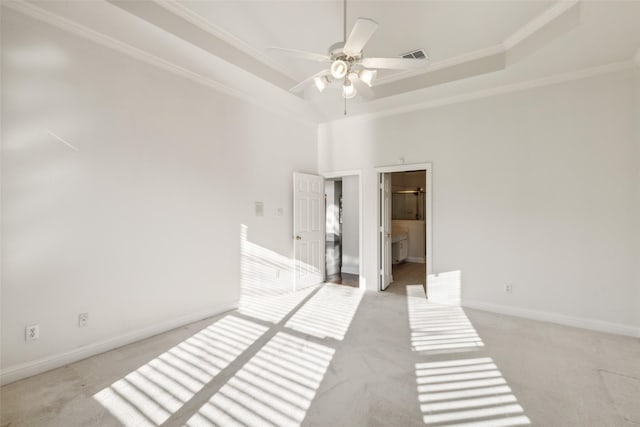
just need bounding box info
[151,0,582,98]
[503,0,580,50]
[153,0,299,82]
[324,60,635,124]
[374,44,505,86]
[372,0,580,99]
[2,0,317,125]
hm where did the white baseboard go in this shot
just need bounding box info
[462,300,640,338]
[341,266,359,275]
[0,300,238,386]
[407,257,425,264]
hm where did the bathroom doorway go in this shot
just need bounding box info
[324,173,361,288]
[377,164,432,295]
[391,170,426,292]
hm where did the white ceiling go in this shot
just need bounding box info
[6,0,640,123]
[178,0,554,81]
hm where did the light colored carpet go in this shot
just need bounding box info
[2,265,639,426]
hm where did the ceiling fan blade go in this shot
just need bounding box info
[350,75,374,99]
[343,18,378,56]
[267,47,331,62]
[361,57,428,70]
[289,69,331,94]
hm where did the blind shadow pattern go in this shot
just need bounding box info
[416,358,530,426]
[187,284,364,426]
[94,225,364,427]
[285,285,364,341]
[185,332,334,426]
[407,285,484,354]
[239,224,320,323]
[94,316,268,426]
[408,282,530,426]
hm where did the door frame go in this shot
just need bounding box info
[321,169,364,288]
[375,163,433,292]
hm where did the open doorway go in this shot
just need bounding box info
[324,175,360,287]
[390,170,426,292]
[378,164,432,295]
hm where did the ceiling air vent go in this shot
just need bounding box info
[401,49,428,60]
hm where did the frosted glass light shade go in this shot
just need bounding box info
[359,69,377,86]
[330,60,348,79]
[314,76,329,92]
[342,80,357,99]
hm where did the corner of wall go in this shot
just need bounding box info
[634,64,640,328]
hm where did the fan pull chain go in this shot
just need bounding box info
[344,98,347,116]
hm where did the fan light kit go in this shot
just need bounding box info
[331,60,349,79]
[342,78,357,99]
[358,69,377,86]
[268,0,428,114]
[314,75,330,92]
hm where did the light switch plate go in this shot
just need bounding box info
[255,201,264,216]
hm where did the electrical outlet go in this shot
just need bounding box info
[25,324,40,341]
[504,283,513,294]
[78,313,88,328]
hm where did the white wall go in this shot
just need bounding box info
[341,176,359,275]
[1,10,317,380]
[319,68,640,334]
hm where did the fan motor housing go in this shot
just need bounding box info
[329,41,361,62]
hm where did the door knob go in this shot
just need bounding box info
[296,235,302,240]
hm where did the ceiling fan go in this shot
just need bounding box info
[268,0,428,107]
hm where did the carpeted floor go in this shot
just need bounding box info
[2,264,639,427]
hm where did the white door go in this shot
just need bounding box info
[293,172,325,290]
[381,173,393,290]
